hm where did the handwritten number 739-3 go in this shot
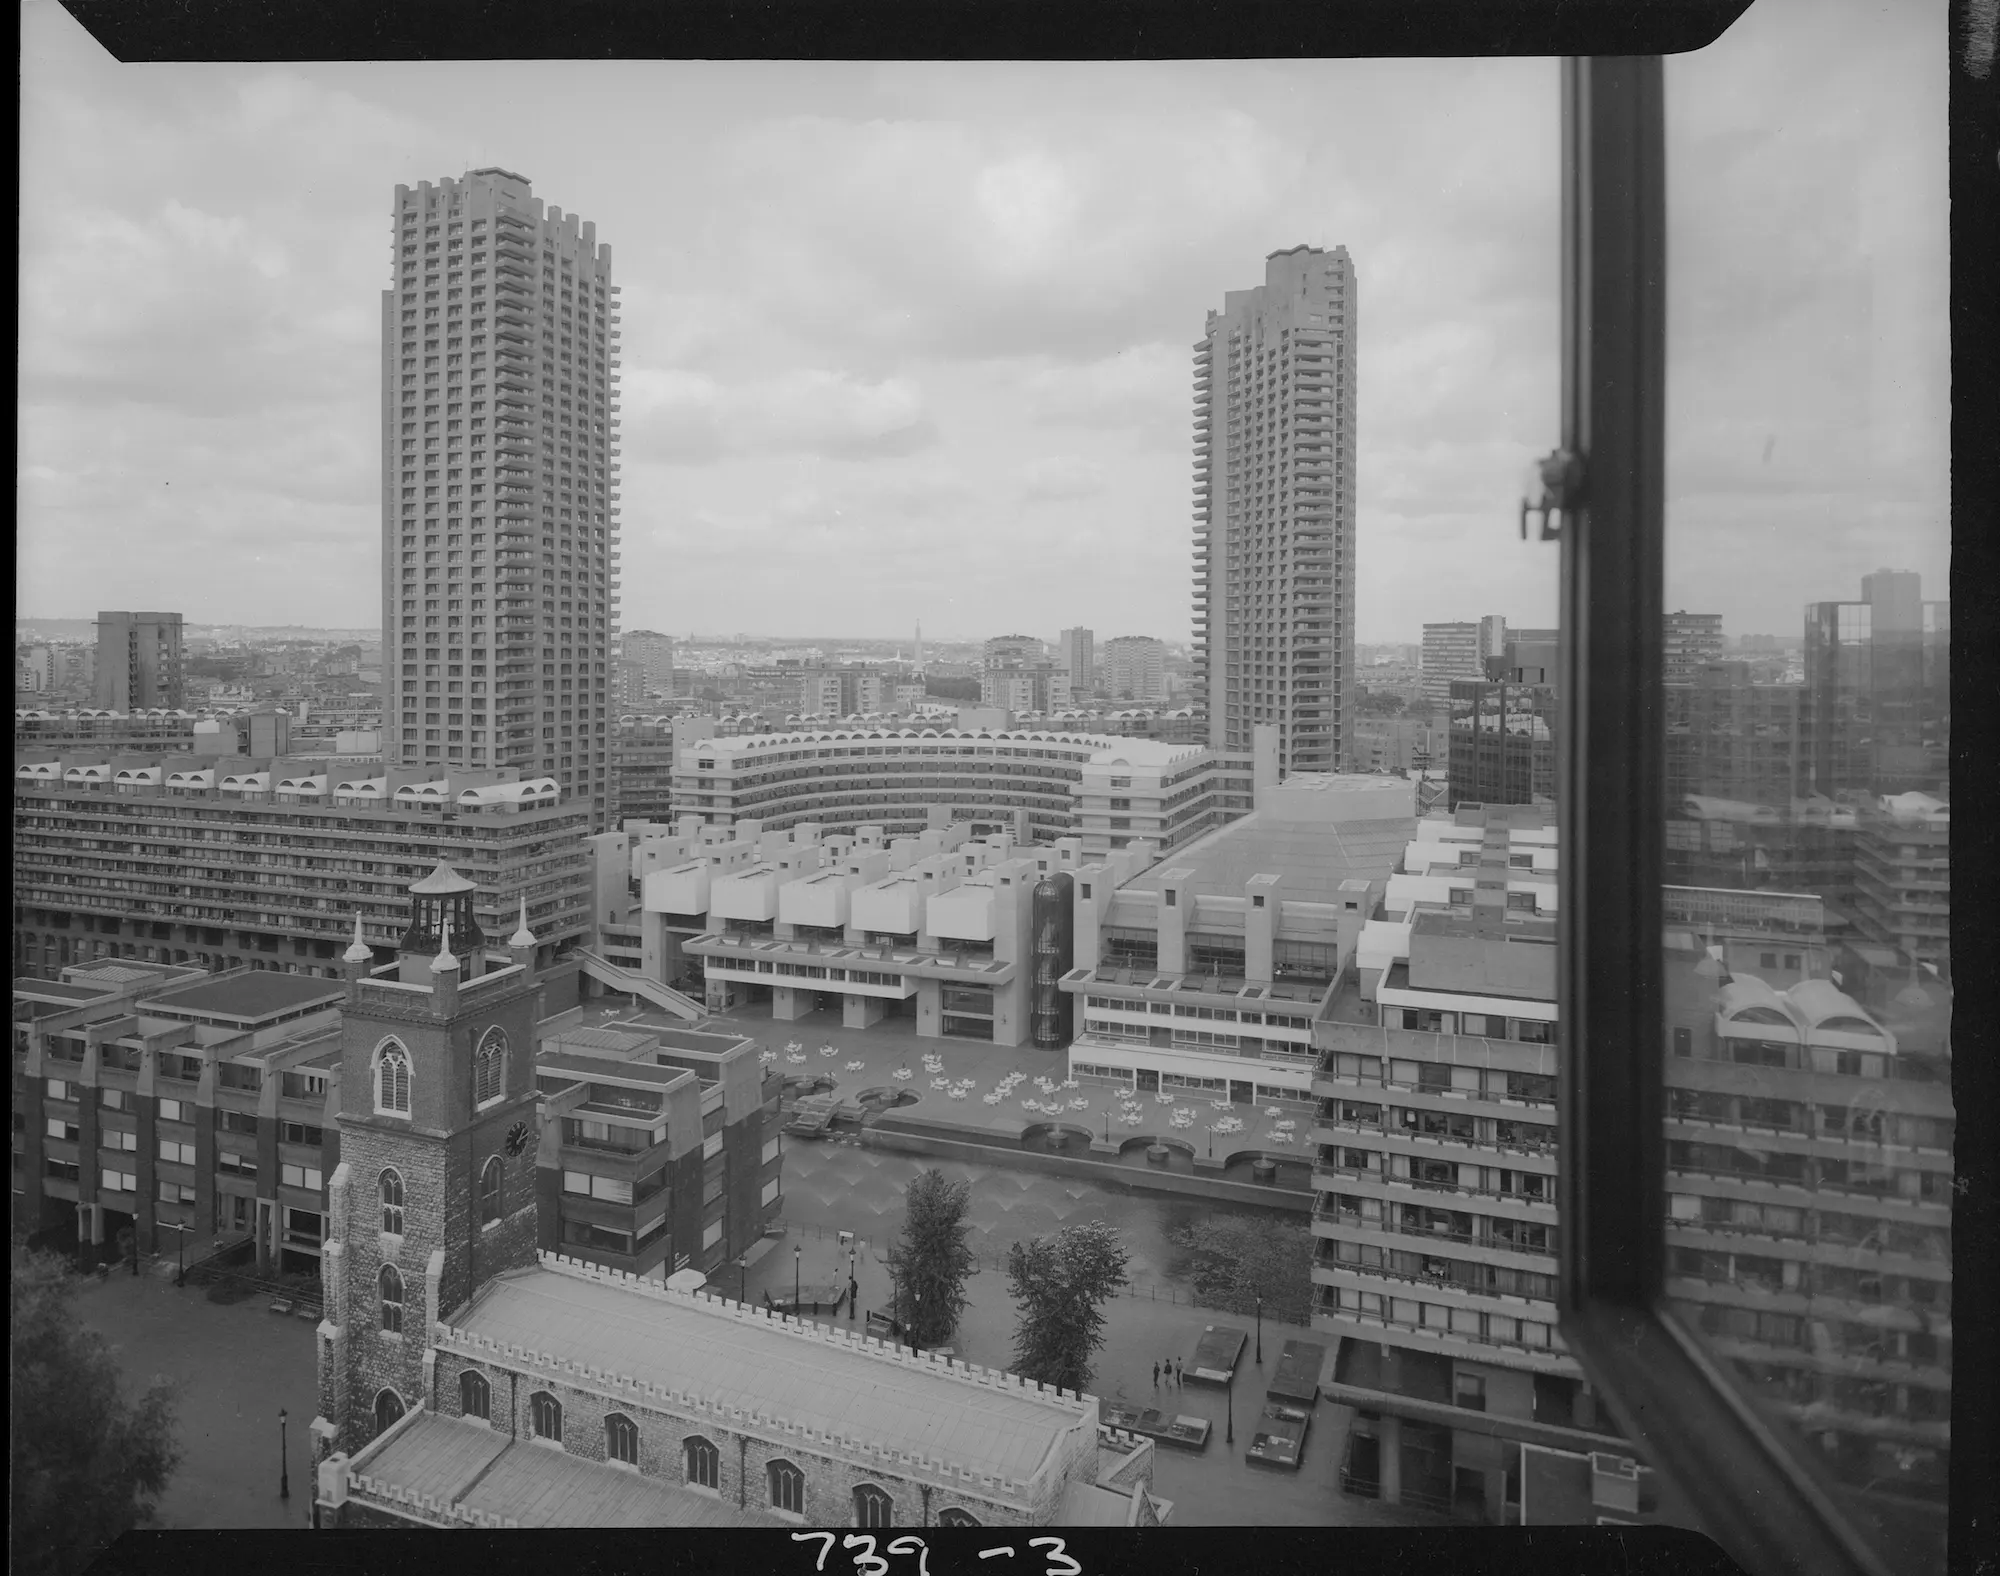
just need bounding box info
[790,1533,1078,1576]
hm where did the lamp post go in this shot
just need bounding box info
[909,1287,921,1354]
[1225,1375,1233,1445]
[739,1258,747,1305]
[793,1244,802,1313]
[159,1219,191,1287]
[1255,1295,1264,1365]
[279,1408,290,1500]
[848,1246,857,1320]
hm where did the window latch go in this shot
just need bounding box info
[1519,448,1585,542]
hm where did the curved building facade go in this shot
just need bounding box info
[669,726,1252,863]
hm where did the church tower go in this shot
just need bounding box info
[312,872,546,1457]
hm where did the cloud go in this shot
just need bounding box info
[1019,456,1106,502]
[620,368,938,464]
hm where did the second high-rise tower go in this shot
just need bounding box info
[1193,244,1357,775]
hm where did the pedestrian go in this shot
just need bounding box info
[1152,1361,1160,1388]
[1174,1358,1183,1385]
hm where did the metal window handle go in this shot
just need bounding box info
[1520,448,1586,541]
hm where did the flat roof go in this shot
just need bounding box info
[539,1050,688,1089]
[1123,813,1412,903]
[453,1267,1085,1484]
[12,978,119,1003]
[355,1412,776,1527]
[628,1020,751,1052]
[141,972,346,1023]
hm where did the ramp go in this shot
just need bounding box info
[574,948,706,1021]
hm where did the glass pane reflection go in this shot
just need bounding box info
[1661,4,1950,1571]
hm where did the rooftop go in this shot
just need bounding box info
[353,1412,777,1527]
[451,1265,1088,1485]
[1122,813,1412,904]
[139,971,346,1024]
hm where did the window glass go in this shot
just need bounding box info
[1661,6,1949,1571]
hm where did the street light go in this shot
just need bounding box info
[1224,1374,1233,1445]
[848,1246,857,1321]
[279,1408,290,1500]
[1255,1295,1263,1365]
[739,1258,748,1306]
[793,1243,802,1313]
[160,1219,192,1287]
[909,1287,921,1354]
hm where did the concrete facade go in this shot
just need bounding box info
[382,169,621,827]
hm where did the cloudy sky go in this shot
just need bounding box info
[18,0,1946,645]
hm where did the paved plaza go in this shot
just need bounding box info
[70,1268,318,1531]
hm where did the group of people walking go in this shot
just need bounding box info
[1154,1358,1184,1386]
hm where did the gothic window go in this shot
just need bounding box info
[684,1435,719,1490]
[460,1368,491,1421]
[379,1264,404,1333]
[853,1483,894,1528]
[479,1155,503,1225]
[474,1026,507,1105]
[605,1412,639,1466]
[529,1390,563,1445]
[380,1168,405,1235]
[373,1388,405,1437]
[375,1039,411,1115]
[767,1458,805,1516]
[937,1507,981,1527]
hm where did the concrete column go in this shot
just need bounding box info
[1378,1413,1403,1504]
[1245,873,1280,984]
[842,995,887,1029]
[770,987,812,1022]
[1156,871,1193,975]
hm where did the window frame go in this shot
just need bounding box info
[378,1263,404,1334]
[605,1411,639,1467]
[380,1167,405,1236]
[460,1368,491,1422]
[766,1457,805,1518]
[375,1038,412,1116]
[479,1154,503,1226]
[529,1390,564,1447]
[853,1481,894,1529]
[474,1025,507,1107]
[1552,54,1909,1576]
[683,1434,720,1492]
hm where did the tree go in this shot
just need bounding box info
[11,1250,180,1576]
[1005,1220,1131,1392]
[923,676,981,702]
[884,1169,980,1348]
[1167,1216,1314,1326]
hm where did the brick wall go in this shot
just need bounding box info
[432,1345,1028,1528]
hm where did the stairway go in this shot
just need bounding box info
[573,948,706,1021]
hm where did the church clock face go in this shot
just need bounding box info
[504,1119,533,1158]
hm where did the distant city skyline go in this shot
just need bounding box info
[19,0,1944,647]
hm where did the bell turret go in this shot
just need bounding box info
[396,862,485,983]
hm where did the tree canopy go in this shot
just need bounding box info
[923,676,981,701]
[11,1250,180,1576]
[1167,1215,1314,1326]
[885,1168,980,1348]
[1004,1220,1131,1392]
